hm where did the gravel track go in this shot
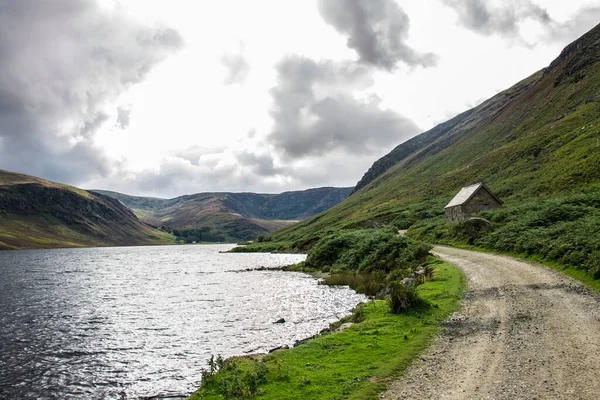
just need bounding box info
[381,246,600,400]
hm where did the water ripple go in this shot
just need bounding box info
[0,244,366,399]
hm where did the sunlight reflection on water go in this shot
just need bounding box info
[0,244,366,399]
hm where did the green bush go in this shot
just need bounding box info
[307,229,434,311]
[200,356,269,399]
[449,217,495,244]
[305,228,431,273]
[477,193,600,275]
[392,211,418,230]
[388,281,430,314]
[321,271,386,296]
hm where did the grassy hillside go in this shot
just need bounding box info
[0,170,174,250]
[242,23,600,278]
[94,187,352,242]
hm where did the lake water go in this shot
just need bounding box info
[0,244,366,399]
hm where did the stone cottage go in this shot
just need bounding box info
[444,183,502,222]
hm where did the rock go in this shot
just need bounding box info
[454,217,494,244]
[268,345,289,353]
[363,220,381,229]
[402,277,415,287]
[294,339,308,347]
[335,322,353,332]
[273,318,285,324]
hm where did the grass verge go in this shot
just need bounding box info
[187,260,465,400]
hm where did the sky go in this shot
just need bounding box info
[0,0,598,198]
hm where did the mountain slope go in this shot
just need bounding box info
[256,22,600,253]
[0,170,174,250]
[94,187,352,241]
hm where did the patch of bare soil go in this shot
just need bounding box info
[381,246,600,400]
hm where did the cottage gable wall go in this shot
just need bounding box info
[462,189,501,216]
[445,206,464,222]
[445,185,502,222]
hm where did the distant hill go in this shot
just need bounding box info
[93,187,353,242]
[0,169,174,250]
[251,22,600,257]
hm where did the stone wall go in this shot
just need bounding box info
[446,188,501,222]
[445,206,464,222]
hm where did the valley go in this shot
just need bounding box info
[0,168,352,249]
[94,187,352,242]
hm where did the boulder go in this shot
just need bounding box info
[401,277,415,287]
[268,345,289,353]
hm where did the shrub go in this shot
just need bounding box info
[201,357,270,399]
[321,271,386,296]
[450,217,494,244]
[388,281,430,314]
[392,211,418,230]
[256,235,272,243]
[351,303,367,323]
[306,228,431,273]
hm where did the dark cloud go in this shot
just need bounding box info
[0,0,182,183]
[442,1,600,46]
[171,145,227,166]
[116,106,132,129]
[89,148,376,198]
[441,0,551,37]
[236,151,282,176]
[110,155,249,197]
[546,7,600,43]
[267,55,419,159]
[318,0,437,70]
[133,158,216,195]
[221,52,251,85]
[81,112,111,138]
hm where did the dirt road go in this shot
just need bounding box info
[381,246,600,400]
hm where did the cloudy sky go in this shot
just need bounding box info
[0,0,598,197]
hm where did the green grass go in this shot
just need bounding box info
[188,260,465,400]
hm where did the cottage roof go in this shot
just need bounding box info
[444,183,502,209]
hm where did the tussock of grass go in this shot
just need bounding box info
[320,272,386,296]
[188,261,464,400]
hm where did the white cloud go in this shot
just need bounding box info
[1,0,598,196]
